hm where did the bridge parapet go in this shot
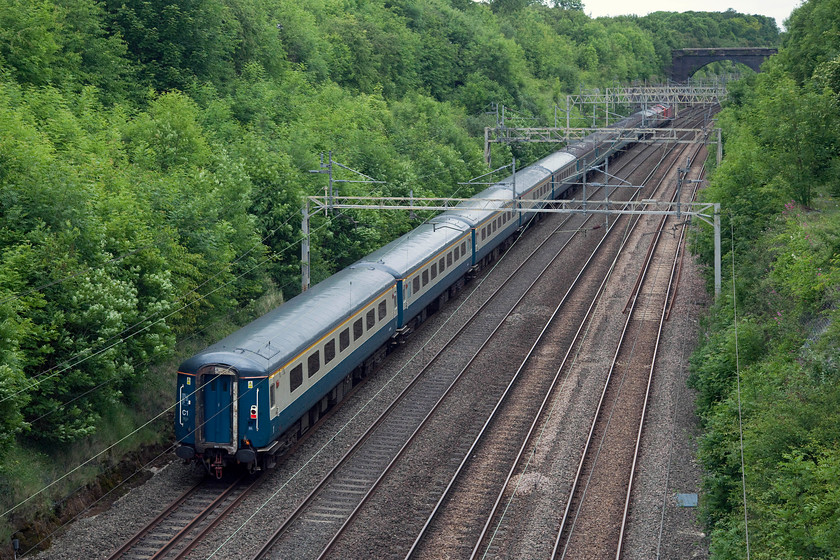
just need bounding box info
[670,47,778,81]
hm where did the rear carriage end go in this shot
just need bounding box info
[175,267,398,477]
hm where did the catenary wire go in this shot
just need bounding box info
[205,202,543,558]
[3,208,369,534]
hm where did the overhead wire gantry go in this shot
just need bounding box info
[303,84,726,298]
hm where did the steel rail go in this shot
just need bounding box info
[403,129,672,560]
[615,145,707,558]
[251,149,648,560]
[107,480,204,559]
[552,127,706,559]
[615,179,691,559]
[254,109,702,559]
[108,476,246,560]
[323,150,658,560]
[166,476,255,560]
[463,114,704,560]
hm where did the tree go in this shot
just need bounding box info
[103,0,240,91]
[552,0,583,10]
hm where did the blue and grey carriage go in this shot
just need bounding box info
[174,105,669,476]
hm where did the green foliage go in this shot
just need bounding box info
[0,0,132,97]
[0,0,788,541]
[104,0,240,91]
[637,10,780,50]
[690,1,840,556]
[779,0,840,86]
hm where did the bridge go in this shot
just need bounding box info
[669,47,777,81]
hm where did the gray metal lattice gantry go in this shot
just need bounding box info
[302,195,722,298]
[483,84,725,166]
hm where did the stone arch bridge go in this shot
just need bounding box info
[669,47,778,81]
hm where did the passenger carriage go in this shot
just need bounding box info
[175,105,670,476]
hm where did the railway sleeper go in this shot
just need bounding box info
[252,225,524,475]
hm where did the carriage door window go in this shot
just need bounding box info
[308,351,320,377]
[269,377,276,409]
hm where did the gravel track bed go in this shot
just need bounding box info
[483,208,657,559]
[34,136,709,560]
[32,194,579,560]
[460,139,707,559]
[323,226,599,558]
[561,202,679,558]
[318,146,659,558]
[621,172,711,558]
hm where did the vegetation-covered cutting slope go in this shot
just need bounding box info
[692,0,840,556]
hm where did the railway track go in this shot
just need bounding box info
[248,132,675,560]
[106,166,637,560]
[107,475,254,560]
[103,109,709,560]
[403,118,708,560]
[554,144,706,559]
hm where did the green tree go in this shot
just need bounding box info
[104,0,240,91]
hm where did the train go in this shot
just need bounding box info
[174,104,672,477]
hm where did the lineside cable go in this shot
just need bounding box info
[1,212,349,520]
[731,218,751,558]
[205,205,543,558]
[0,211,329,405]
[2,209,298,392]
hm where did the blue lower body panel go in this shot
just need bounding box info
[266,320,397,448]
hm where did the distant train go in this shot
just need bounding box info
[175,105,672,477]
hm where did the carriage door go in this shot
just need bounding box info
[198,366,237,452]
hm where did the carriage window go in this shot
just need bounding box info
[270,381,276,407]
[431,263,437,279]
[454,246,459,260]
[493,221,497,232]
[378,300,387,321]
[308,351,320,377]
[353,318,363,340]
[413,276,420,293]
[340,328,350,351]
[447,252,452,266]
[366,309,376,330]
[422,270,428,286]
[325,340,336,364]
[461,242,467,255]
[439,257,445,272]
[290,364,303,392]
[481,227,486,241]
